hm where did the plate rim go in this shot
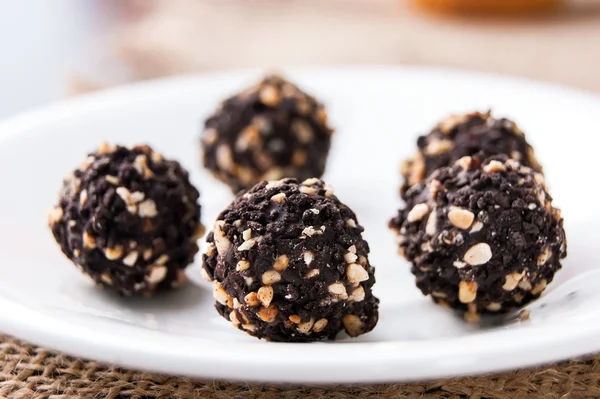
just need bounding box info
[0,65,599,383]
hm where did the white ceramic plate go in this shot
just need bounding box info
[0,66,598,384]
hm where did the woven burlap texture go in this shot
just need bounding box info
[1,334,599,399]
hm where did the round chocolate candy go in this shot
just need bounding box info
[390,155,566,322]
[201,75,334,193]
[202,178,379,341]
[48,143,203,296]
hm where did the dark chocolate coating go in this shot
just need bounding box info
[201,75,334,193]
[48,143,203,296]
[390,155,566,321]
[202,178,379,341]
[401,111,542,197]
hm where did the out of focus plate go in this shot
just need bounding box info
[0,66,597,383]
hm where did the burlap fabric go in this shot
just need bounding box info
[0,333,598,398]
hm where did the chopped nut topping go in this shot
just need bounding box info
[273,255,289,271]
[453,260,467,268]
[292,151,307,166]
[348,245,357,253]
[302,226,322,237]
[97,142,116,155]
[313,318,328,333]
[292,120,314,144]
[155,254,169,265]
[518,279,532,291]
[242,229,252,241]
[266,179,285,189]
[138,199,158,218]
[258,304,279,322]
[346,219,357,228]
[303,251,314,265]
[458,281,478,303]
[150,151,163,163]
[438,113,468,133]
[305,269,320,278]
[122,251,139,267]
[470,221,483,233]
[261,270,281,285]
[425,211,437,235]
[259,85,281,107]
[229,311,240,326]
[344,251,358,264]
[328,282,348,299]
[48,207,64,225]
[448,207,474,229]
[148,265,168,284]
[244,292,260,307]
[270,193,286,204]
[486,302,502,312]
[103,245,124,260]
[537,247,552,266]
[143,248,153,260]
[483,160,507,173]
[297,318,315,334]
[502,271,525,291]
[213,221,231,255]
[346,263,369,284]
[407,203,429,222]
[348,286,365,302]
[257,286,274,307]
[299,186,317,195]
[236,260,250,271]
[101,273,112,284]
[463,243,492,266]
[342,314,362,337]
[216,145,233,171]
[302,177,320,186]
[456,156,472,171]
[531,279,547,295]
[289,314,301,323]
[425,139,454,156]
[238,238,257,251]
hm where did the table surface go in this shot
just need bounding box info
[2,0,600,121]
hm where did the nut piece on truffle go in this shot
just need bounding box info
[201,75,334,193]
[48,143,203,296]
[400,111,542,197]
[202,177,379,341]
[390,155,566,321]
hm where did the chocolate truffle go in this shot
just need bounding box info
[48,142,204,296]
[390,155,566,322]
[400,111,542,197]
[201,75,334,193]
[202,178,379,341]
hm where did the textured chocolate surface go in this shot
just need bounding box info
[401,111,542,197]
[390,155,566,321]
[48,143,203,296]
[202,178,379,341]
[201,75,334,193]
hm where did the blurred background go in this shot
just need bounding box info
[1,0,599,119]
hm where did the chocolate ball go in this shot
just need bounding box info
[400,111,542,197]
[390,155,566,322]
[201,75,334,193]
[48,143,204,296]
[202,178,379,341]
